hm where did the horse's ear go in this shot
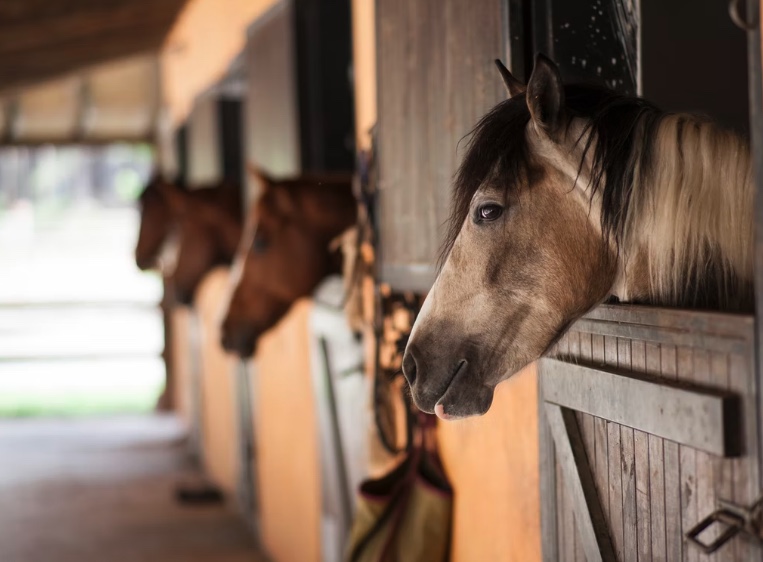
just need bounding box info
[246,163,275,192]
[268,185,298,217]
[526,53,565,136]
[494,59,525,98]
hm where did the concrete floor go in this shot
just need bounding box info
[0,414,265,562]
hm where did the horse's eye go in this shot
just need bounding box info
[477,203,503,222]
[252,233,268,254]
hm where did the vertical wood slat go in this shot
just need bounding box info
[579,331,597,534]
[677,346,697,562]
[558,455,568,560]
[712,352,736,562]
[617,339,638,562]
[693,349,716,562]
[604,336,624,561]
[569,331,586,562]
[646,342,667,561]
[630,340,652,562]
[548,314,754,562]
[729,351,761,560]
[660,345,682,562]
[592,333,610,551]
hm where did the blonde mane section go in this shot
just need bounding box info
[624,114,754,308]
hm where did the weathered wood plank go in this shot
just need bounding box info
[629,340,651,562]
[729,351,760,560]
[377,0,505,283]
[659,345,682,562]
[558,456,568,560]
[542,359,737,456]
[617,339,638,562]
[633,429,651,562]
[591,333,610,545]
[573,319,748,355]
[603,336,624,560]
[646,341,667,561]
[545,403,617,562]
[581,304,753,341]
[569,330,581,360]
[607,420,624,560]
[676,346,697,562]
[579,332,596,471]
[711,352,735,562]
[692,349,716,562]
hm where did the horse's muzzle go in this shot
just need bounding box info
[403,340,492,419]
[221,322,258,358]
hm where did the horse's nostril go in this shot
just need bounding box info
[402,348,418,387]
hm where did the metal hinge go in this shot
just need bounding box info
[686,498,763,554]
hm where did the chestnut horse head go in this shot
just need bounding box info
[161,181,244,305]
[221,170,356,357]
[135,173,175,271]
[403,54,753,420]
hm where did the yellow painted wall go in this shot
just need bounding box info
[252,299,322,562]
[195,268,240,498]
[437,365,541,562]
[170,306,194,430]
[351,0,377,151]
[168,269,240,500]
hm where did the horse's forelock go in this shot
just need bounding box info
[439,96,533,270]
[440,83,666,270]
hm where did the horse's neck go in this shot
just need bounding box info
[616,115,754,309]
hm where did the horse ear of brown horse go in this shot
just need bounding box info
[246,163,277,193]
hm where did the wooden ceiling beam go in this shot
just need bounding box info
[0,0,188,92]
[0,2,184,52]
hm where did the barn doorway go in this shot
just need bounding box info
[0,144,165,416]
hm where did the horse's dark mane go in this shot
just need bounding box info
[442,84,665,267]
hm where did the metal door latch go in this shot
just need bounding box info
[687,498,763,554]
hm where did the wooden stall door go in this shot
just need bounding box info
[539,305,761,562]
[375,0,507,292]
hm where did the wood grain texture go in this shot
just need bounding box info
[542,360,736,456]
[546,403,617,562]
[375,0,506,287]
[547,306,756,562]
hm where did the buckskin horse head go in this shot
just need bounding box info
[403,54,753,420]
[221,168,356,357]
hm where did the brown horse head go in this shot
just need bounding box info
[161,181,244,305]
[135,174,175,271]
[221,169,356,357]
[403,54,753,419]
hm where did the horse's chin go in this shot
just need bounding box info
[430,377,495,421]
[405,356,497,420]
[220,327,258,359]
